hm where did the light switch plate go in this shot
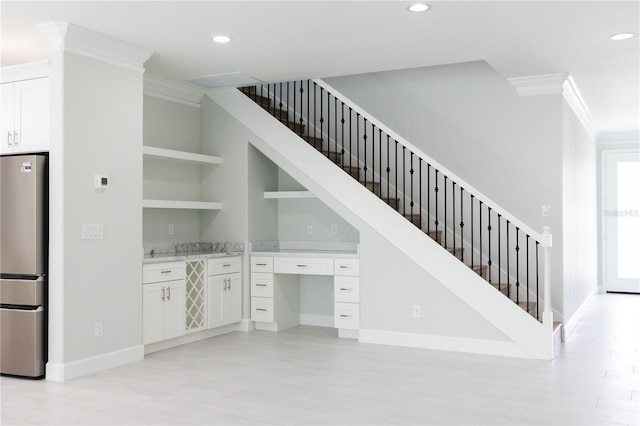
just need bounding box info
[541,205,551,217]
[82,224,104,240]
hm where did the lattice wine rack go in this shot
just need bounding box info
[185,260,206,333]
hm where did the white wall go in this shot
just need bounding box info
[324,61,566,320]
[48,50,144,379]
[562,100,598,324]
[143,95,202,244]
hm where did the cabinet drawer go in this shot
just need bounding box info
[334,302,360,330]
[251,273,274,298]
[143,261,185,284]
[334,258,359,276]
[274,257,333,275]
[208,256,241,275]
[251,256,273,273]
[334,276,360,303]
[251,297,274,322]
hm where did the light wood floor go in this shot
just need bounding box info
[2,293,639,425]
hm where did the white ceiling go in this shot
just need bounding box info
[2,1,638,137]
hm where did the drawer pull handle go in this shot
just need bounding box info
[256,284,267,287]
[339,288,353,291]
[223,264,231,267]
[256,308,268,312]
[340,314,352,318]
[296,264,308,267]
[339,265,352,269]
[256,263,267,266]
[160,270,172,274]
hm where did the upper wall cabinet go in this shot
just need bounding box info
[1,78,49,155]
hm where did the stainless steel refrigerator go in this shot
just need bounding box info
[0,154,47,378]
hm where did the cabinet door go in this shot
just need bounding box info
[14,79,49,153]
[207,276,224,329]
[0,83,15,155]
[163,280,186,340]
[221,273,242,326]
[143,283,166,345]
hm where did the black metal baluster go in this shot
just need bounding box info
[356,113,360,173]
[479,200,483,276]
[427,165,431,234]
[341,103,345,167]
[452,182,456,257]
[444,176,448,248]
[460,187,464,263]
[506,220,511,298]
[286,82,290,123]
[387,136,391,206]
[313,82,317,142]
[334,97,338,164]
[379,129,383,198]
[515,227,520,306]
[349,108,353,170]
[419,160,423,230]
[470,194,475,268]
[320,87,324,157]
[306,80,310,144]
[498,214,502,292]
[434,170,439,242]
[487,207,492,284]
[395,140,398,208]
[410,152,414,222]
[526,235,530,313]
[292,82,296,131]
[363,118,368,190]
[536,242,540,320]
[402,146,406,216]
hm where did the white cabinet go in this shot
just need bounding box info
[207,257,242,329]
[250,255,360,336]
[143,262,186,345]
[1,78,49,154]
[333,259,360,331]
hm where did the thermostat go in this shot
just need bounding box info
[95,174,109,190]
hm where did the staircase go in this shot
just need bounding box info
[239,82,550,322]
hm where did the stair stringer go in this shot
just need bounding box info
[206,87,552,360]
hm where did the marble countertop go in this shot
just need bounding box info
[143,251,242,264]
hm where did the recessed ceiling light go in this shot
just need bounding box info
[408,3,430,12]
[609,33,635,41]
[213,35,232,44]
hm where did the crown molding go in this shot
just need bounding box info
[37,22,152,73]
[509,72,600,140]
[561,75,598,139]
[144,74,205,108]
[507,73,569,96]
[597,131,640,145]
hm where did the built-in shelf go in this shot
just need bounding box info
[143,146,222,165]
[142,200,222,210]
[264,191,316,199]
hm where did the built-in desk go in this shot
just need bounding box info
[250,252,360,338]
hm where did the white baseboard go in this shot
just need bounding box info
[563,289,597,340]
[359,329,540,359]
[236,318,254,332]
[144,323,239,355]
[46,345,143,382]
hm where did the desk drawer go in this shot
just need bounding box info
[334,258,359,276]
[143,261,185,284]
[334,276,360,303]
[208,256,241,275]
[251,297,274,322]
[334,302,360,330]
[251,256,273,273]
[251,273,274,297]
[273,257,333,275]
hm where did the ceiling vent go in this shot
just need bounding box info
[187,72,261,88]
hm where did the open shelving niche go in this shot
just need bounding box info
[143,146,223,210]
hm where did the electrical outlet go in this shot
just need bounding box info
[94,321,104,338]
[168,224,174,235]
[412,305,421,318]
[306,225,313,235]
[331,224,338,235]
[541,205,551,217]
